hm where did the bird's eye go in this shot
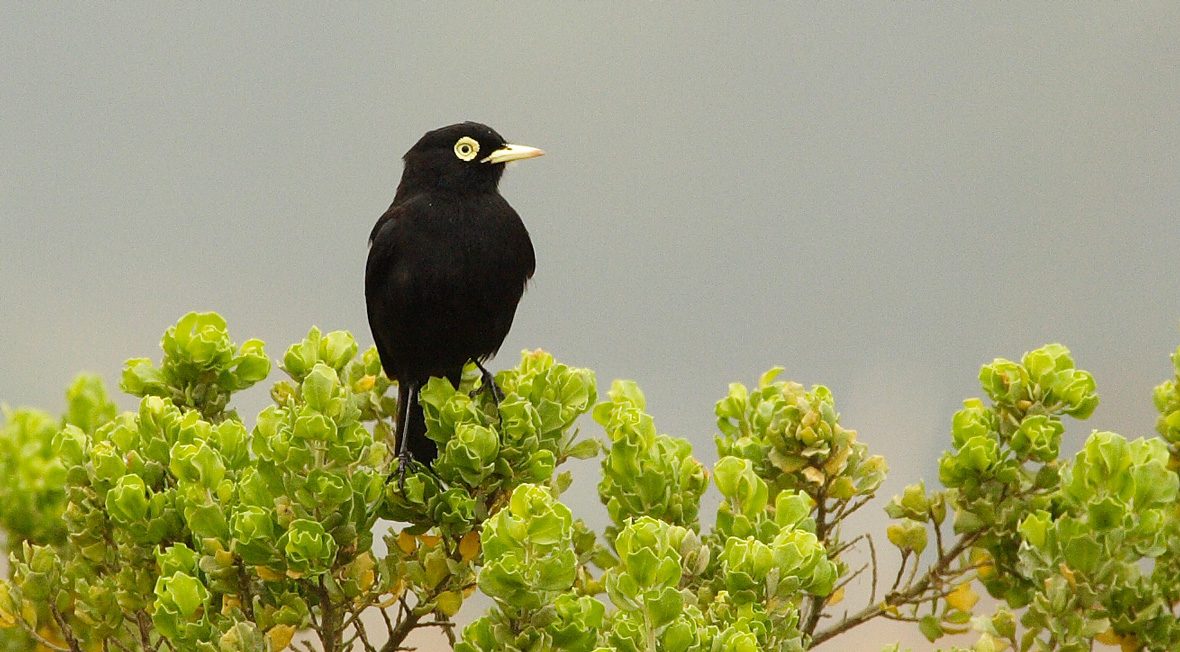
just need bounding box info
[454,137,480,161]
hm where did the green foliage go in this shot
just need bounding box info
[1154,343,1180,460]
[594,380,708,537]
[122,311,270,420]
[478,484,577,611]
[0,408,66,549]
[456,484,592,652]
[716,367,887,495]
[3,314,1180,652]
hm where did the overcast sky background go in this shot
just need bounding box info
[3,4,1179,648]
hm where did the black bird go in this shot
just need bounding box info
[365,122,543,482]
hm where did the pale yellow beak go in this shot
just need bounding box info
[481,143,545,164]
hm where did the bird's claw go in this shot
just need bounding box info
[473,362,507,430]
[386,449,414,490]
[473,362,505,405]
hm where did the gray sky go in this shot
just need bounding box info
[3,3,1179,648]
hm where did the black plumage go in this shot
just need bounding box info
[365,122,543,478]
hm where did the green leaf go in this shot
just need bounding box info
[567,437,600,459]
[919,614,943,642]
[106,473,150,524]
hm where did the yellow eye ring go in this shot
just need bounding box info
[454,137,479,161]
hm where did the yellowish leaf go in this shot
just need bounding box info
[346,551,375,591]
[971,548,995,580]
[418,533,441,548]
[802,467,825,485]
[945,582,979,612]
[396,530,416,554]
[354,375,376,392]
[266,624,296,651]
[459,531,481,562]
[255,565,284,582]
[1058,563,1077,588]
[20,600,38,630]
[437,590,463,617]
[1095,628,1121,645]
[826,585,845,606]
[34,625,67,651]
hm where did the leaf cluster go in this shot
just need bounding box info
[4,315,1180,652]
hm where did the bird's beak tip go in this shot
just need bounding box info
[481,144,545,164]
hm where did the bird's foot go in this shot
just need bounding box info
[386,454,448,492]
[386,449,414,490]
[473,361,504,405]
[473,361,506,430]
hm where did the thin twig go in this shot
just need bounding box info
[930,507,946,560]
[379,584,458,652]
[353,607,379,652]
[904,548,921,588]
[136,610,155,650]
[237,559,256,621]
[811,532,981,647]
[316,573,343,652]
[439,617,458,647]
[831,562,869,595]
[342,598,374,633]
[831,533,866,557]
[16,621,70,652]
[881,613,926,623]
[835,494,874,522]
[48,604,83,652]
[867,533,879,606]
[398,595,410,623]
[891,551,910,592]
[379,600,396,637]
[800,483,831,637]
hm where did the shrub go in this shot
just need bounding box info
[1,312,1177,651]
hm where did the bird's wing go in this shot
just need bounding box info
[368,202,403,248]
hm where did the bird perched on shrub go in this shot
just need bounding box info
[366,122,543,485]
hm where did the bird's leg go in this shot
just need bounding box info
[396,444,413,491]
[396,383,421,491]
[473,360,504,405]
[386,381,414,489]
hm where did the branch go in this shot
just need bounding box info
[48,604,83,652]
[890,551,910,593]
[236,559,256,621]
[867,533,879,607]
[379,587,447,652]
[312,574,348,652]
[379,600,396,639]
[831,533,867,558]
[929,508,946,560]
[353,608,379,652]
[136,610,155,650]
[834,494,874,523]
[800,483,830,637]
[14,619,70,652]
[810,532,981,647]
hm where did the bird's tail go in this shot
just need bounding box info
[396,382,438,465]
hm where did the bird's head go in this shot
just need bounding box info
[397,122,544,195]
